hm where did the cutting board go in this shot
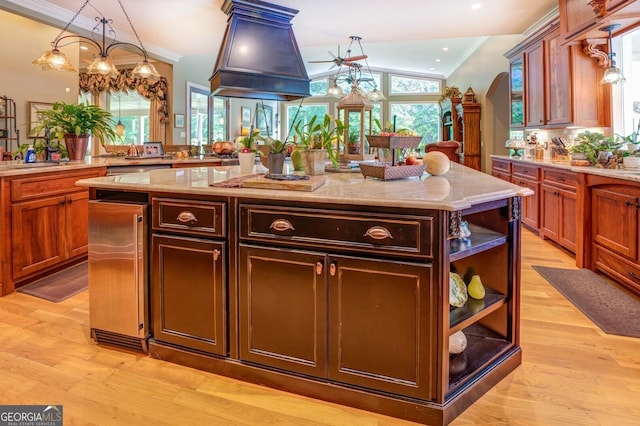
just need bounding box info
[241,175,326,191]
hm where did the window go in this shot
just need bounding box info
[187,82,209,146]
[336,73,381,95]
[285,104,329,140]
[389,75,441,95]
[389,102,441,148]
[310,79,329,96]
[108,91,150,145]
[613,28,640,141]
[211,97,228,142]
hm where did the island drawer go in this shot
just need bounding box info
[239,204,433,259]
[152,198,226,238]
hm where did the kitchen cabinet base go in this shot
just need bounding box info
[148,339,521,426]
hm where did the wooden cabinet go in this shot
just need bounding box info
[591,184,640,295]
[491,158,512,182]
[505,20,610,129]
[150,198,228,355]
[559,0,640,43]
[540,168,577,252]
[439,91,482,170]
[7,170,102,283]
[511,163,540,231]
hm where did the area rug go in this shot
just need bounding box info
[16,262,88,302]
[532,266,640,338]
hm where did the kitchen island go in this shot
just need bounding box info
[77,163,531,425]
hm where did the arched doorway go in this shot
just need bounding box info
[484,72,510,171]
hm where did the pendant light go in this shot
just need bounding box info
[600,24,625,85]
[115,94,125,137]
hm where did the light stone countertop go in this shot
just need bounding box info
[491,154,640,183]
[76,162,534,211]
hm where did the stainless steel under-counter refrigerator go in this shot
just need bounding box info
[88,200,149,352]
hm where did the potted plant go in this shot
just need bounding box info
[293,114,345,175]
[347,130,360,154]
[262,137,290,174]
[617,130,640,168]
[32,101,117,160]
[237,127,262,173]
[14,137,67,161]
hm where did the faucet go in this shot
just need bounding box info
[44,126,59,162]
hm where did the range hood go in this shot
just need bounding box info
[210,0,310,101]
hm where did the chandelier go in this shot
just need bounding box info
[32,0,160,81]
[326,36,385,101]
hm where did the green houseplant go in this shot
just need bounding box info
[292,114,345,174]
[32,101,116,160]
[262,137,290,174]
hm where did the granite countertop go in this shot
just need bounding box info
[491,154,640,183]
[76,162,533,211]
[0,156,233,177]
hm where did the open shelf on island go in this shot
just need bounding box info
[450,224,507,262]
[449,288,507,334]
[447,323,513,393]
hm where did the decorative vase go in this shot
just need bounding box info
[267,152,286,174]
[301,149,327,175]
[238,151,256,174]
[64,134,89,160]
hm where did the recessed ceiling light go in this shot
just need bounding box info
[436,59,441,62]
[471,3,483,10]
[430,67,435,71]
[442,47,449,51]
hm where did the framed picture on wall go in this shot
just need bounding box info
[28,101,54,138]
[174,113,184,128]
[241,106,251,125]
[255,104,272,136]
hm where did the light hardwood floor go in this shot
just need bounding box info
[0,229,638,426]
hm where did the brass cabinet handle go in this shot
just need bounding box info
[364,226,393,240]
[316,261,323,275]
[177,211,198,223]
[329,262,336,277]
[270,219,295,232]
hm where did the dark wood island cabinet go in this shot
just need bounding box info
[78,164,530,425]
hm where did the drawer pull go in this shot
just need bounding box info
[316,261,323,275]
[177,211,198,224]
[364,226,393,240]
[557,176,565,182]
[629,271,640,281]
[270,219,295,232]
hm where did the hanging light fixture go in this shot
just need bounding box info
[33,0,160,81]
[114,94,125,137]
[600,24,625,84]
[326,36,385,101]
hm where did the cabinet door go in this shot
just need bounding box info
[512,177,539,230]
[525,42,545,126]
[559,188,577,252]
[541,184,560,241]
[592,188,638,260]
[65,191,90,259]
[545,29,571,125]
[328,255,435,400]
[12,196,66,279]
[152,234,226,355]
[509,58,524,127]
[239,245,326,377]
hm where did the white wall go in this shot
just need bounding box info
[446,35,524,172]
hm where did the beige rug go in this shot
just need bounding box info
[16,262,88,302]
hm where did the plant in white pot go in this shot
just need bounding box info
[619,130,640,169]
[237,127,262,173]
[32,101,116,160]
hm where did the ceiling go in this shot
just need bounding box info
[2,0,559,78]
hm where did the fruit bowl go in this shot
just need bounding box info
[360,162,425,180]
[366,135,422,149]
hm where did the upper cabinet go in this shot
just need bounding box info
[559,0,640,43]
[505,19,611,129]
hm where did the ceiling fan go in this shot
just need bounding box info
[308,41,367,69]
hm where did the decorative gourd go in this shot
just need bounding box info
[449,272,468,308]
[423,151,451,175]
[449,330,468,354]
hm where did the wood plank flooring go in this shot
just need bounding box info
[0,229,638,425]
